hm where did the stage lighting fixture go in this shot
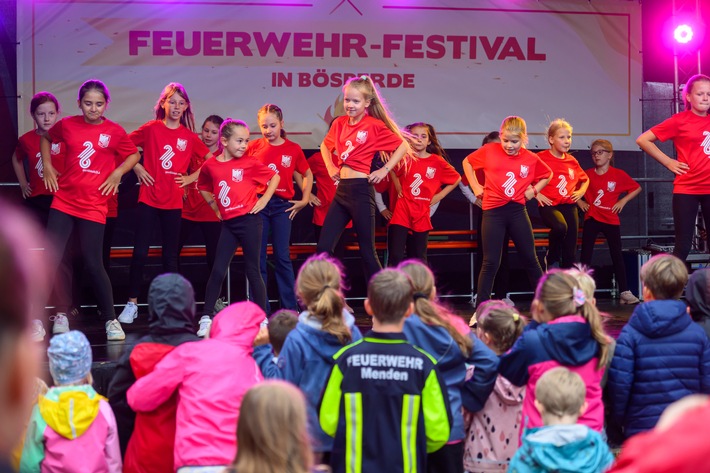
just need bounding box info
[674,24,694,44]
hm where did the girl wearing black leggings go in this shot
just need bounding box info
[197,119,280,336]
[578,139,642,304]
[463,116,552,308]
[536,119,589,269]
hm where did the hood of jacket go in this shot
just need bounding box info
[38,385,104,439]
[296,310,359,361]
[147,273,198,340]
[536,316,599,366]
[686,269,710,322]
[628,300,691,338]
[209,301,265,352]
[518,424,613,473]
[494,375,526,406]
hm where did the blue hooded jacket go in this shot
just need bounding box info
[403,314,498,442]
[607,299,710,438]
[253,310,362,453]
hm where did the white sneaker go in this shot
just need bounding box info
[50,313,69,334]
[620,291,641,305]
[32,319,46,342]
[118,302,138,324]
[106,319,126,341]
[197,316,212,338]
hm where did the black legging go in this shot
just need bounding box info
[387,224,429,267]
[128,203,182,299]
[539,203,579,268]
[179,219,222,273]
[317,178,381,280]
[580,217,629,293]
[475,209,510,298]
[672,194,710,262]
[46,209,115,320]
[204,213,265,315]
[477,202,542,306]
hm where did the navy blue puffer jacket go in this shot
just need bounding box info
[607,299,710,438]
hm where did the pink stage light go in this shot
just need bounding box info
[674,24,694,44]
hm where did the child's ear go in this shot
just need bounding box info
[364,299,374,317]
[579,400,589,417]
[534,399,545,415]
[642,284,653,301]
[403,302,414,319]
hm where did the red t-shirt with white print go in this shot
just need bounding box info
[183,151,220,222]
[322,115,404,174]
[130,120,210,210]
[47,116,137,224]
[15,131,65,198]
[197,156,276,221]
[390,154,460,232]
[308,152,352,228]
[537,150,588,206]
[583,167,640,225]
[247,138,309,200]
[465,143,552,211]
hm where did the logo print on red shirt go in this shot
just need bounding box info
[702,131,710,155]
[79,141,96,169]
[519,165,529,178]
[160,145,175,170]
[218,180,231,207]
[232,169,243,182]
[176,138,187,152]
[98,134,110,148]
[356,130,368,144]
[281,155,292,167]
[607,181,617,192]
[426,166,436,179]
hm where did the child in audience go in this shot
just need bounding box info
[255,254,362,461]
[608,254,710,439]
[127,301,265,470]
[224,381,330,473]
[508,368,614,473]
[20,331,122,472]
[107,273,200,472]
[320,268,451,473]
[499,270,611,440]
[464,300,526,473]
[685,268,710,339]
[398,259,498,473]
[252,309,298,378]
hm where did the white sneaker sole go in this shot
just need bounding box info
[117,308,138,324]
[107,332,126,341]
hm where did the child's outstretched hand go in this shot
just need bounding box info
[253,326,269,346]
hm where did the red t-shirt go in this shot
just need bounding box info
[15,131,65,198]
[247,137,309,200]
[183,151,220,222]
[536,150,589,206]
[390,154,460,232]
[583,167,640,225]
[308,152,352,228]
[322,115,404,174]
[130,120,210,210]
[47,116,138,224]
[197,157,276,220]
[465,143,552,210]
[651,110,710,194]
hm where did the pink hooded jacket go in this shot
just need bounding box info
[127,302,264,470]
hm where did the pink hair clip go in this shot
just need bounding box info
[573,288,586,307]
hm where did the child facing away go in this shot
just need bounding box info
[127,301,265,470]
[508,367,614,473]
[252,309,298,378]
[464,301,526,473]
[253,254,362,460]
[685,268,710,339]
[607,254,710,439]
[319,268,451,473]
[498,270,611,441]
[20,331,122,472]
[224,381,331,473]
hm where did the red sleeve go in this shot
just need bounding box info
[115,131,139,160]
[574,160,589,182]
[47,118,65,143]
[533,155,553,181]
[128,122,148,148]
[293,146,309,174]
[465,147,486,171]
[196,161,213,192]
[322,119,341,152]
[14,138,27,161]
[436,156,461,185]
[308,153,325,177]
[373,119,404,152]
[192,133,210,161]
[252,161,278,186]
[650,114,679,142]
[618,169,640,193]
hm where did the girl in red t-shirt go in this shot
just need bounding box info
[13,91,64,226]
[578,139,642,304]
[637,73,710,261]
[248,104,313,312]
[197,119,280,324]
[316,75,411,279]
[118,83,211,325]
[179,115,224,299]
[41,79,141,340]
[463,116,552,307]
[536,119,589,269]
[387,122,461,266]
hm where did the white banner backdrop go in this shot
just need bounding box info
[17,0,642,150]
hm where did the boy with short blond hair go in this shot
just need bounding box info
[319,269,451,473]
[509,367,613,472]
[609,253,710,439]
